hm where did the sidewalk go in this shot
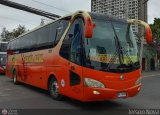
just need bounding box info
[142,71,160,77]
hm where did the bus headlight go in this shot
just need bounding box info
[135,77,142,85]
[84,78,105,88]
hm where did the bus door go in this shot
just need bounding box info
[60,17,84,100]
[19,54,27,81]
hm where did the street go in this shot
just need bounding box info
[0,72,160,110]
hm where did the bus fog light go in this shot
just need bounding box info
[84,78,105,88]
[135,77,142,85]
[93,91,100,95]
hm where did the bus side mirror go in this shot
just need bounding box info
[128,19,152,44]
[84,17,93,38]
[145,26,152,44]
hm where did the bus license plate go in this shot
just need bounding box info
[117,92,126,98]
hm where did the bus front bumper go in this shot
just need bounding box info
[83,85,141,101]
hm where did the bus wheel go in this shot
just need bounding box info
[13,70,19,85]
[49,77,64,100]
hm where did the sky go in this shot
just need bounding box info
[0,0,159,33]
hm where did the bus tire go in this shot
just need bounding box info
[13,70,19,85]
[48,77,64,101]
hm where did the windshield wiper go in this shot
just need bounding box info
[109,21,137,69]
[105,21,124,71]
[110,21,124,65]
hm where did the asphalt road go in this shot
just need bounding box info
[0,74,160,111]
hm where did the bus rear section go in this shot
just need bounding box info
[6,11,152,102]
[0,65,5,74]
[0,52,7,74]
[0,42,7,74]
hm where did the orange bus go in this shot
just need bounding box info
[6,11,152,101]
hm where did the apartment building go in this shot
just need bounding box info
[91,0,148,33]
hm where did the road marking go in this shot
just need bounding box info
[143,74,160,78]
[0,94,10,97]
[3,88,12,91]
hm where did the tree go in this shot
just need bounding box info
[149,18,160,53]
[150,18,160,41]
[1,25,28,41]
[1,27,13,41]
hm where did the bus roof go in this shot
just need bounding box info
[89,12,127,23]
[8,11,127,43]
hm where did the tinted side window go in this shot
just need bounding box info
[37,25,50,47]
[27,31,38,49]
[48,21,58,46]
[70,19,84,65]
[9,19,69,51]
[11,40,16,50]
[8,41,13,50]
[55,20,69,45]
[21,35,30,49]
[60,18,81,60]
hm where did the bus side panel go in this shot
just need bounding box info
[19,50,48,90]
[17,48,56,90]
[27,65,47,89]
[55,57,84,101]
[17,54,26,82]
[54,66,71,97]
[6,54,15,79]
[45,49,70,93]
[6,53,25,80]
[6,50,48,90]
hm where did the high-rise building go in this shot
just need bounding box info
[91,0,148,33]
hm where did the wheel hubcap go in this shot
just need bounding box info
[51,81,59,97]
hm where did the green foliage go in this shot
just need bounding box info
[150,18,160,40]
[1,25,28,42]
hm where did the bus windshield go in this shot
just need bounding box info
[84,19,140,73]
